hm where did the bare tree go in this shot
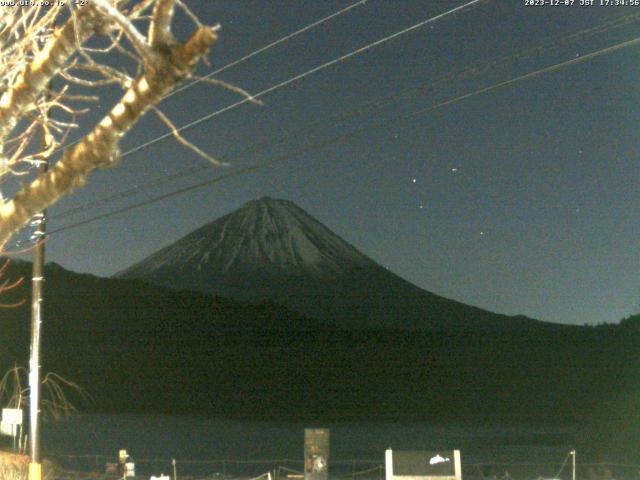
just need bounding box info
[0,365,88,421]
[0,258,24,307]
[0,1,220,248]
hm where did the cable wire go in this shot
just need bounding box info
[47,33,640,236]
[50,9,640,221]
[166,0,369,100]
[45,0,369,158]
[119,0,487,159]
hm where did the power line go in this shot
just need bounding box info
[48,34,640,236]
[119,0,487,159]
[166,0,368,100]
[424,34,640,113]
[13,0,490,248]
[46,0,487,219]
[46,0,368,157]
[51,10,640,221]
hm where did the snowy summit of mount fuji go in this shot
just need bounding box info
[120,196,375,278]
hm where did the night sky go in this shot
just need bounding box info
[7,0,640,326]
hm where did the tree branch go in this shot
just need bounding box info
[149,0,177,47]
[92,0,158,66]
[0,25,218,248]
[0,7,100,145]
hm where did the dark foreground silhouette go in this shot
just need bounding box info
[1,261,638,463]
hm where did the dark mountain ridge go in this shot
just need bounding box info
[1,260,638,461]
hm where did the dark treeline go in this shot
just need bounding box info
[0,261,637,462]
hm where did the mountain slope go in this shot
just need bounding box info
[2,260,638,460]
[118,197,547,331]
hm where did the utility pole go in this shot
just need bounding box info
[29,202,45,480]
[571,449,576,480]
[29,94,51,480]
[29,191,46,480]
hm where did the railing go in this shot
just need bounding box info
[46,455,640,480]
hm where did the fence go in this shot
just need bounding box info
[46,454,640,480]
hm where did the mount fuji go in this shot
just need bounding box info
[117,197,543,331]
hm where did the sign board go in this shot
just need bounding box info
[151,476,170,480]
[0,421,18,437]
[124,461,135,478]
[1,409,23,437]
[304,428,329,480]
[2,409,22,425]
[385,450,461,480]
